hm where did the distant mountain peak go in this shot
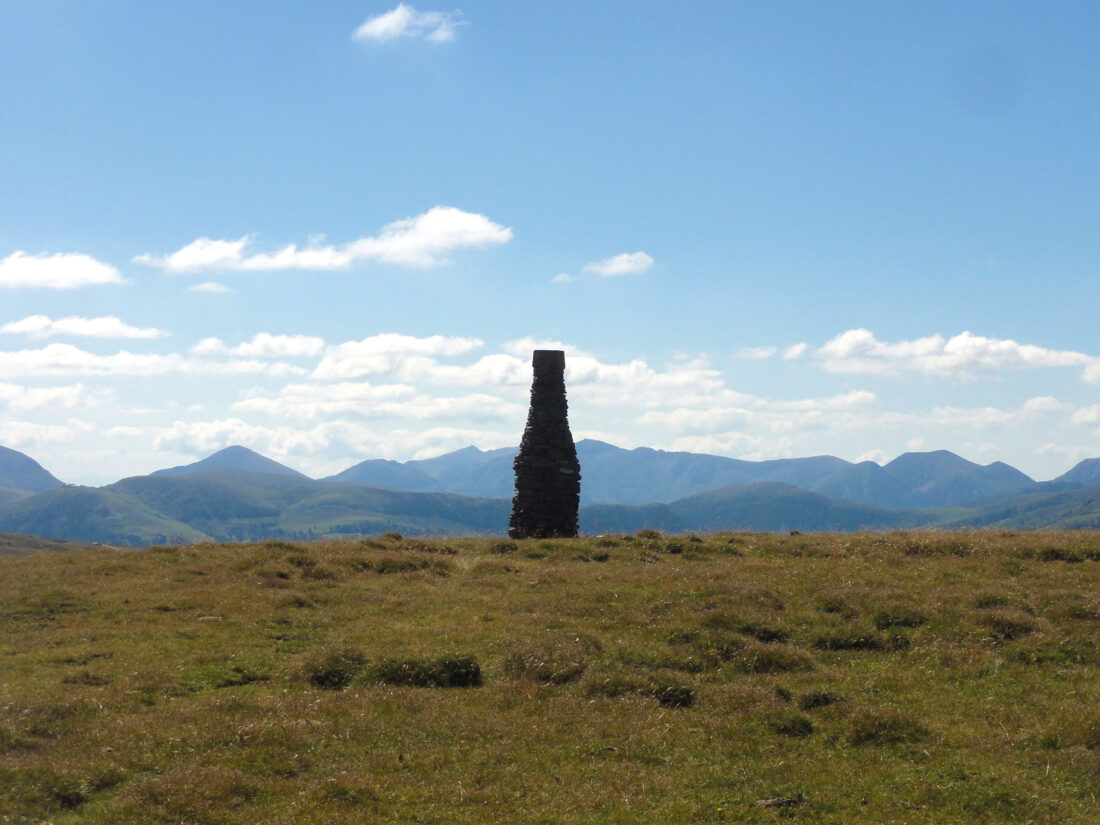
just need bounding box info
[885,449,975,470]
[0,445,66,494]
[1054,457,1100,487]
[151,445,308,479]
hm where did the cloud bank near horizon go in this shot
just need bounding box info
[772,328,1100,383]
[2,326,1098,484]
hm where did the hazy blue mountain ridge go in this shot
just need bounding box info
[324,459,440,491]
[327,440,1043,510]
[3,441,1100,545]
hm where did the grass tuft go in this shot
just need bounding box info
[976,610,1037,641]
[365,655,482,688]
[798,689,843,711]
[302,646,366,689]
[736,644,813,673]
[765,710,815,737]
[504,635,601,685]
[813,627,887,650]
[871,607,928,630]
[848,710,930,745]
[650,679,695,708]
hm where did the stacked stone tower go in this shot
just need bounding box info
[508,350,581,538]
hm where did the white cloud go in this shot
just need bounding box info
[503,337,571,357]
[189,281,232,293]
[779,390,877,411]
[0,382,107,411]
[552,273,573,284]
[735,346,777,360]
[663,431,772,457]
[353,4,464,43]
[636,390,877,433]
[150,418,512,474]
[135,207,511,273]
[1070,405,1100,425]
[234,382,523,423]
[815,328,1096,380]
[313,333,485,380]
[153,418,326,465]
[926,405,1018,428]
[0,315,166,340]
[962,441,1002,457]
[0,418,94,449]
[0,343,306,378]
[190,334,325,359]
[1021,395,1065,413]
[783,343,808,360]
[190,337,227,356]
[234,382,416,418]
[136,237,249,273]
[0,251,124,289]
[230,333,325,359]
[582,251,654,277]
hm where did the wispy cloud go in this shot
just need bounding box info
[189,281,232,293]
[135,207,513,274]
[582,251,654,277]
[735,346,777,360]
[0,315,166,340]
[0,251,125,289]
[353,4,465,43]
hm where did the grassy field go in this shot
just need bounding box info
[1,530,1098,824]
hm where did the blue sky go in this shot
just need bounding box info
[2,1,1099,484]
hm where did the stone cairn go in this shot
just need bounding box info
[509,350,581,538]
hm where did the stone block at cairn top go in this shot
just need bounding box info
[532,349,566,371]
[508,349,581,539]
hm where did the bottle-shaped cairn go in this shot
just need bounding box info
[508,350,581,538]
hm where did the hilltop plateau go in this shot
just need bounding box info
[1,530,1096,823]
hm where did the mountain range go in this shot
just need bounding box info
[1,441,1099,546]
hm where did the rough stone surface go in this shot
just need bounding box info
[509,350,581,538]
